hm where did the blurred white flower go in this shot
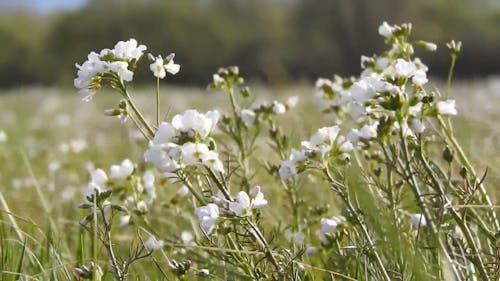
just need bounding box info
[279,149,307,180]
[378,21,394,38]
[285,230,305,244]
[272,101,286,115]
[318,216,346,243]
[411,119,426,133]
[241,109,256,127]
[0,130,7,142]
[171,109,219,139]
[144,235,165,251]
[437,100,457,115]
[181,231,194,244]
[110,159,134,180]
[286,96,299,108]
[409,214,427,228]
[119,215,131,228]
[195,203,219,234]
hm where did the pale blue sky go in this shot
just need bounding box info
[0,0,88,13]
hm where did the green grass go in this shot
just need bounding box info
[0,81,499,280]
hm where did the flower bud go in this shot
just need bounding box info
[446,40,462,55]
[442,146,454,163]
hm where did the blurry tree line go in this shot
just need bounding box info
[1,0,499,88]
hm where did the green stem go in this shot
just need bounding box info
[437,116,499,229]
[120,85,154,139]
[445,54,456,100]
[323,167,391,281]
[416,144,488,280]
[156,77,160,128]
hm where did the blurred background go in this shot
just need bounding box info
[0,0,499,88]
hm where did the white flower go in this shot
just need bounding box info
[150,57,166,78]
[286,96,299,108]
[318,216,346,243]
[359,122,379,139]
[228,188,267,217]
[110,159,134,180]
[412,69,428,86]
[195,203,220,234]
[241,109,256,127]
[305,246,317,256]
[108,61,134,81]
[411,119,426,133]
[0,130,7,142]
[279,149,307,180]
[395,59,417,78]
[83,168,108,198]
[144,236,165,251]
[437,100,457,115]
[272,102,286,115]
[113,38,146,61]
[181,231,194,244]
[165,58,180,75]
[143,171,155,193]
[177,185,189,198]
[119,215,130,228]
[409,102,423,116]
[152,122,177,145]
[250,186,268,208]
[181,142,209,165]
[229,191,252,217]
[201,150,225,174]
[171,110,220,139]
[378,21,394,38]
[213,74,224,84]
[409,214,427,228]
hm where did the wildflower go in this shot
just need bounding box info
[241,109,256,127]
[229,188,267,217]
[119,215,130,228]
[436,100,457,115]
[112,38,146,61]
[171,110,220,139]
[0,130,7,142]
[305,246,318,256]
[110,159,134,180]
[181,231,194,245]
[286,96,299,108]
[165,55,181,75]
[272,101,286,115]
[144,235,165,251]
[378,21,394,38]
[201,150,225,174]
[199,269,210,276]
[279,149,307,180]
[195,203,219,234]
[83,168,108,198]
[409,214,427,228]
[411,119,426,133]
[150,56,166,78]
[318,216,346,243]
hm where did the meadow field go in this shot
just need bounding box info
[0,76,499,280]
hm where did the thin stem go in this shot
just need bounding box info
[120,86,154,138]
[99,207,124,280]
[178,172,206,205]
[416,145,489,280]
[156,77,160,128]
[445,54,456,100]
[437,116,499,229]
[322,167,391,281]
[246,219,281,273]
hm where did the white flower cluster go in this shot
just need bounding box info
[144,109,224,176]
[194,186,268,234]
[313,22,458,149]
[279,126,353,180]
[240,96,298,127]
[82,159,157,227]
[317,215,346,244]
[75,39,146,101]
